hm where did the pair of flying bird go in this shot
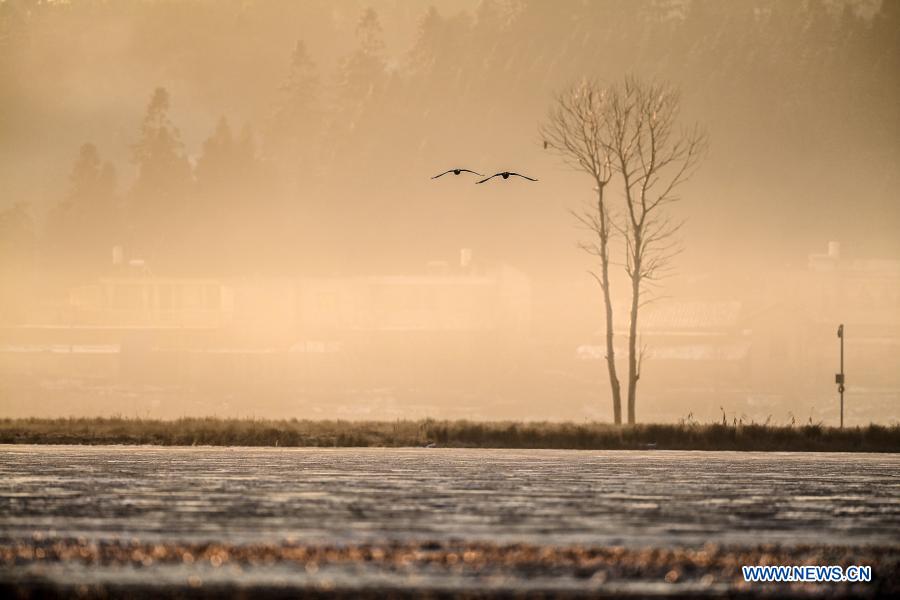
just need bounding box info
[432,168,538,184]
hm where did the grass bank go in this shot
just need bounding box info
[1,417,898,452]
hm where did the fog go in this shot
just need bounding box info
[1,0,898,424]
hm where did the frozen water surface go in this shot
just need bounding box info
[2,445,898,547]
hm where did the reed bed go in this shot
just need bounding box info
[1,417,898,452]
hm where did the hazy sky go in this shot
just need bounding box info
[1,0,897,423]
[2,0,897,279]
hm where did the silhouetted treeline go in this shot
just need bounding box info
[0,0,897,310]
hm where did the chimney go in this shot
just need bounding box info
[112,245,123,266]
[460,248,473,269]
[827,241,841,260]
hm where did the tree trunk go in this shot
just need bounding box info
[596,182,622,425]
[604,288,622,424]
[627,251,640,425]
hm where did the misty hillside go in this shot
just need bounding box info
[1,0,897,282]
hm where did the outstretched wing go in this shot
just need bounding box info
[476,173,502,184]
[457,168,484,176]
[431,169,455,179]
[508,172,538,181]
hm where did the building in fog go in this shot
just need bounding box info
[575,242,900,423]
[67,276,233,328]
[0,251,532,418]
[2,241,896,423]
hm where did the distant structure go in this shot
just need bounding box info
[836,323,845,428]
[574,242,900,423]
[2,240,895,423]
[4,250,531,411]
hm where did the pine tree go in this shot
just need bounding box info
[47,142,118,280]
[130,87,191,269]
[328,7,390,187]
[338,8,387,110]
[266,40,322,183]
[194,116,270,274]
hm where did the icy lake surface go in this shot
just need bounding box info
[1,445,898,547]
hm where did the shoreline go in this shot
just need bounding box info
[2,538,896,599]
[1,418,898,452]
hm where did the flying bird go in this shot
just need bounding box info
[432,168,483,179]
[476,171,538,184]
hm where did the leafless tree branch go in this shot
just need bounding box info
[540,78,623,425]
[603,75,707,425]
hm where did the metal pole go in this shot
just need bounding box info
[840,328,844,429]
[837,324,845,429]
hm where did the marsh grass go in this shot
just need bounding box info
[0,417,898,452]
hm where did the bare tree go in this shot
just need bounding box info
[603,76,707,424]
[540,79,622,425]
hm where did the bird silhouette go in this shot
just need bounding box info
[476,171,538,184]
[432,168,483,179]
